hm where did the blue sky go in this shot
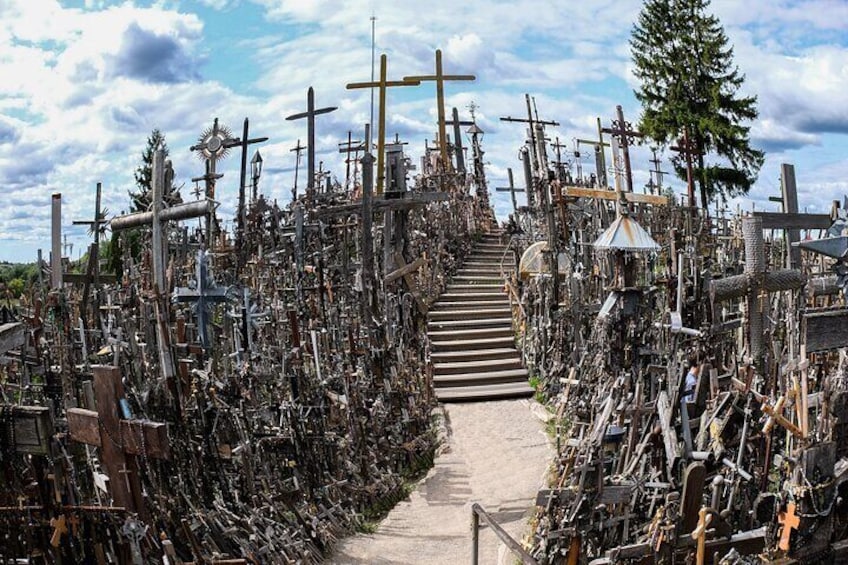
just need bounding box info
[0,0,846,262]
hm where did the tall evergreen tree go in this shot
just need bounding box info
[129,129,180,211]
[630,0,764,208]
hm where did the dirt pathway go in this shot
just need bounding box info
[333,399,552,564]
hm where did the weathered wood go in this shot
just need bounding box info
[13,406,53,455]
[563,186,668,206]
[0,322,25,356]
[680,462,706,534]
[384,256,425,284]
[805,310,848,352]
[753,211,831,230]
[656,391,680,475]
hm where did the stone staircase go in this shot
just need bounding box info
[427,232,534,402]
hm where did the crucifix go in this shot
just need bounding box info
[347,54,420,194]
[445,107,473,174]
[495,168,526,214]
[670,128,698,207]
[173,250,229,350]
[290,139,306,201]
[286,87,337,201]
[403,49,475,171]
[235,117,268,266]
[66,365,170,519]
[601,105,643,194]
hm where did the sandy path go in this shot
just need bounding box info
[332,399,552,565]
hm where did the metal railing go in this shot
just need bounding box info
[471,503,538,565]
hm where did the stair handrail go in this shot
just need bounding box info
[471,503,538,565]
[499,234,526,328]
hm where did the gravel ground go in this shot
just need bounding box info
[332,399,553,565]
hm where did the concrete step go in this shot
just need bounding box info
[456,268,507,277]
[429,336,516,352]
[463,261,513,269]
[431,347,519,364]
[435,381,534,402]
[433,368,529,388]
[438,292,507,302]
[428,326,515,341]
[469,249,507,257]
[433,357,523,375]
[428,307,511,322]
[431,300,510,311]
[444,284,504,294]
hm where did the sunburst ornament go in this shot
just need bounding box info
[191,118,237,163]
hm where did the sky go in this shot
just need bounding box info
[0,0,846,263]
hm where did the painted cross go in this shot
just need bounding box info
[347,54,420,194]
[601,105,643,194]
[777,501,800,551]
[403,49,475,171]
[173,250,229,350]
[286,87,337,201]
[67,365,170,517]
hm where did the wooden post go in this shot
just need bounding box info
[781,163,801,270]
[51,193,62,289]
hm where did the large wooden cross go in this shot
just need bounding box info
[70,182,111,329]
[347,54,420,194]
[235,117,268,264]
[403,49,475,170]
[286,87,337,201]
[670,128,699,207]
[67,365,170,517]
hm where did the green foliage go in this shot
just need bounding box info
[630,0,764,206]
[130,129,169,213]
[0,263,38,297]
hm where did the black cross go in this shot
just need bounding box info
[670,128,698,207]
[286,87,337,200]
[290,139,306,201]
[495,168,526,213]
[445,107,474,173]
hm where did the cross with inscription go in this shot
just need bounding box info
[286,87,337,201]
[173,250,230,350]
[67,365,170,519]
[347,54,420,194]
[404,49,475,171]
[601,105,643,194]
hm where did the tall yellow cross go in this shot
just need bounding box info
[347,54,419,194]
[404,49,475,171]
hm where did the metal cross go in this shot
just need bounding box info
[173,250,229,350]
[403,49,475,171]
[495,168,526,214]
[601,105,643,193]
[286,87,337,201]
[347,54,420,194]
[290,138,306,201]
[670,128,699,207]
[338,131,366,191]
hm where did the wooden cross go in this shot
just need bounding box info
[690,506,713,565]
[67,365,170,518]
[403,49,475,170]
[445,107,474,173]
[576,126,611,188]
[670,128,698,207]
[601,105,643,194]
[709,216,805,367]
[777,501,800,551]
[290,138,306,200]
[173,250,229,350]
[501,94,560,176]
[286,87,337,200]
[646,147,669,195]
[235,117,268,263]
[347,54,420,194]
[495,168,526,213]
[70,182,111,328]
